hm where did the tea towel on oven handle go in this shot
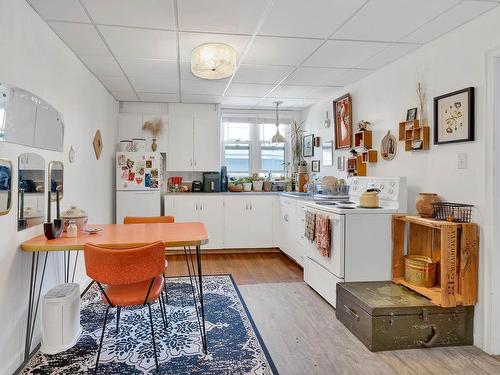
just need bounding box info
[304,211,316,241]
[315,213,331,257]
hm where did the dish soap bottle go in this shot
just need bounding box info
[67,220,78,238]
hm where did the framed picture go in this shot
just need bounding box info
[322,141,333,166]
[434,87,474,144]
[311,160,320,173]
[333,94,352,149]
[303,134,314,157]
[406,108,417,122]
[337,156,346,171]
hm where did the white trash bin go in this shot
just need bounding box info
[41,283,82,354]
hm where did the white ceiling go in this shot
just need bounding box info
[26,0,499,110]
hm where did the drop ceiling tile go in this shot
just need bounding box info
[359,43,420,69]
[221,96,260,107]
[402,1,498,44]
[233,64,294,84]
[177,0,269,34]
[244,36,323,66]
[78,55,123,76]
[98,75,132,92]
[82,0,175,29]
[271,85,338,99]
[306,86,343,99]
[331,69,375,86]
[112,90,139,101]
[182,95,222,104]
[98,26,177,59]
[49,22,110,55]
[256,97,316,109]
[130,77,178,94]
[138,92,179,102]
[285,67,351,85]
[119,58,178,79]
[27,0,89,22]
[178,32,251,62]
[179,61,231,84]
[303,40,388,68]
[181,79,228,96]
[226,83,275,97]
[333,0,460,42]
[259,0,366,38]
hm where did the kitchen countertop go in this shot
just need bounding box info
[164,191,315,199]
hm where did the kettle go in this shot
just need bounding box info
[359,188,380,208]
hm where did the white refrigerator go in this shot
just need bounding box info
[115,152,161,224]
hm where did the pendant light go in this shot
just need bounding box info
[191,43,236,80]
[271,101,286,143]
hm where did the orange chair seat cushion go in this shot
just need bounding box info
[102,275,164,307]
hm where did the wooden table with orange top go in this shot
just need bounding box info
[20,223,209,362]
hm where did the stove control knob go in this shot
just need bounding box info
[379,185,385,190]
[390,181,396,187]
[389,188,394,194]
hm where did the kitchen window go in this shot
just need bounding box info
[222,115,289,177]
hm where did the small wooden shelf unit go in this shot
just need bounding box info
[392,215,478,307]
[398,120,430,151]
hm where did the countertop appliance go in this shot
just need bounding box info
[115,152,162,223]
[303,176,407,308]
[192,180,203,192]
[203,172,221,192]
[220,166,228,192]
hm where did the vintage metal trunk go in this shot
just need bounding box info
[336,281,474,352]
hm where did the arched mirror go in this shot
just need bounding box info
[18,153,45,231]
[0,159,12,215]
[48,161,63,201]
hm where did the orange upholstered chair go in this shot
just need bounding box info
[123,215,174,224]
[83,241,167,373]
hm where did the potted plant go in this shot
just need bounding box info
[290,120,304,172]
[252,173,264,191]
[228,178,243,192]
[242,177,253,192]
[263,172,272,192]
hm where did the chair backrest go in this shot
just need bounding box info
[123,216,175,224]
[83,241,165,285]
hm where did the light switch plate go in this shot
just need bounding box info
[458,152,467,169]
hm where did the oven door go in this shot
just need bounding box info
[304,208,345,279]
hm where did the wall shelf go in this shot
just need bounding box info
[398,120,430,151]
[354,130,372,148]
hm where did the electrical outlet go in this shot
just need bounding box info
[458,152,467,169]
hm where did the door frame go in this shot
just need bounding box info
[484,46,500,355]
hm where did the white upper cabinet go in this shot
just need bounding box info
[118,112,168,152]
[167,103,221,171]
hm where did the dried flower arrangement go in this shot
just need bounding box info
[142,117,165,151]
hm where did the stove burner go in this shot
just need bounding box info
[338,201,355,204]
[337,206,355,209]
[357,206,384,209]
[315,202,338,206]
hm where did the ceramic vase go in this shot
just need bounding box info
[151,139,157,152]
[263,181,272,192]
[242,182,252,192]
[416,193,440,218]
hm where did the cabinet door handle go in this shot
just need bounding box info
[200,204,203,211]
[284,214,289,222]
[195,203,198,211]
[190,159,193,167]
[194,159,197,167]
[245,202,248,210]
[250,203,253,210]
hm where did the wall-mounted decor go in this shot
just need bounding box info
[311,160,320,173]
[380,131,397,161]
[303,134,314,157]
[48,161,63,201]
[142,117,165,152]
[68,146,75,163]
[93,129,103,160]
[324,111,331,128]
[322,141,333,166]
[406,108,417,122]
[314,136,321,147]
[0,83,64,151]
[337,156,346,171]
[399,119,430,151]
[18,153,45,231]
[0,158,12,216]
[333,94,352,150]
[434,87,474,144]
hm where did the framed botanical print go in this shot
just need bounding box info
[434,87,474,144]
[311,160,320,173]
[322,141,333,166]
[303,134,314,157]
[333,94,352,149]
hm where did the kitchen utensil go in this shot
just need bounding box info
[359,189,380,208]
[404,255,437,287]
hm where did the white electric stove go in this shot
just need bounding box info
[303,176,407,308]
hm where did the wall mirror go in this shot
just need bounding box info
[0,159,12,215]
[18,153,45,231]
[48,161,63,201]
[0,83,64,151]
[322,141,333,166]
[380,131,397,161]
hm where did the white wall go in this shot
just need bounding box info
[300,6,500,354]
[0,1,118,373]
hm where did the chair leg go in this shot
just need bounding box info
[163,274,169,304]
[115,306,121,334]
[147,303,159,371]
[158,294,167,331]
[95,305,110,374]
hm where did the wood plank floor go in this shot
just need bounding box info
[167,252,500,374]
[166,251,303,285]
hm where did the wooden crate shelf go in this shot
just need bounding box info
[392,215,478,307]
[347,155,366,176]
[398,120,430,151]
[354,130,372,148]
[361,149,378,163]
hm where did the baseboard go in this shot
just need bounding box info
[166,247,281,255]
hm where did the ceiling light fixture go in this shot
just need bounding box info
[191,43,236,80]
[271,101,286,144]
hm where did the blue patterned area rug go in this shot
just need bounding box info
[22,275,278,374]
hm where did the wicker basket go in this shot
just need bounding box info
[431,202,473,223]
[228,184,243,192]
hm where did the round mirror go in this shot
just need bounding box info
[0,159,12,215]
[380,131,397,161]
[48,161,63,201]
[18,153,45,231]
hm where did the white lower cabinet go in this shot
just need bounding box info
[224,196,273,248]
[276,196,306,266]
